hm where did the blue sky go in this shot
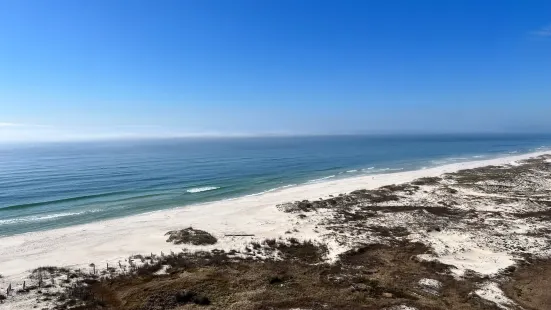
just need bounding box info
[1,0,550,142]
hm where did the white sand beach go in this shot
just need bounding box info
[1,150,549,288]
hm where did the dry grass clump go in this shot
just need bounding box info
[31,266,70,278]
[141,290,210,309]
[272,238,328,263]
[165,227,217,245]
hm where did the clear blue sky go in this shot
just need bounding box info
[1,0,550,142]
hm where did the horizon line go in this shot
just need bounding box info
[2,131,551,145]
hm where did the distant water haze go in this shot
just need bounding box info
[1,134,551,236]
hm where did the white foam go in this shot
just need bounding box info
[0,210,100,225]
[386,306,418,310]
[186,186,220,193]
[432,157,472,165]
[243,184,297,197]
[374,167,403,172]
[307,175,336,183]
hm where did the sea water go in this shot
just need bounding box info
[1,134,550,236]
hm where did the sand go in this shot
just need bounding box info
[1,150,550,287]
[475,281,516,309]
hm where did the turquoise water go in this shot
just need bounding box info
[1,134,551,236]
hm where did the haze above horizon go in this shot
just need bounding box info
[1,0,550,142]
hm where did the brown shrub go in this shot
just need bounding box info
[165,227,217,245]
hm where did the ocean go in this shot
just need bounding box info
[1,134,551,237]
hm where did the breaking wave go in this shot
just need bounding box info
[0,209,101,226]
[186,186,220,193]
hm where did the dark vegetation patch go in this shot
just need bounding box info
[412,177,442,186]
[446,156,551,195]
[240,238,328,263]
[450,165,516,184]
[379,183,420,193]
[52,239,500,310]
[513,209,551,220]
[271,238,328,263]
[280,184,420,214]
[352,190,401,203]
[351,184,420,202]
[368,225,410,237]
[165,227,217,246]
[502,259,551,310]
[31,266,70,278]
[442,186,458,194]
[524,227,551,237]
[359,205,463,216]
[141,290,210,309]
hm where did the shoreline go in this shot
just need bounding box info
[1,150,550,282]
[1,148,546,238]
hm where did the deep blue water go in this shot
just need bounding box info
[1,134,551,236]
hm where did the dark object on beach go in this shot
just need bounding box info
[269,276,286,284]
[224,234,255,237]
[165,227,217,245]
[443,186,458,194]
[175,290,210,305]
[0,293,6,301]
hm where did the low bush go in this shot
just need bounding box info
[165,227,217,245]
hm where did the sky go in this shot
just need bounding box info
[0,0,550,142]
